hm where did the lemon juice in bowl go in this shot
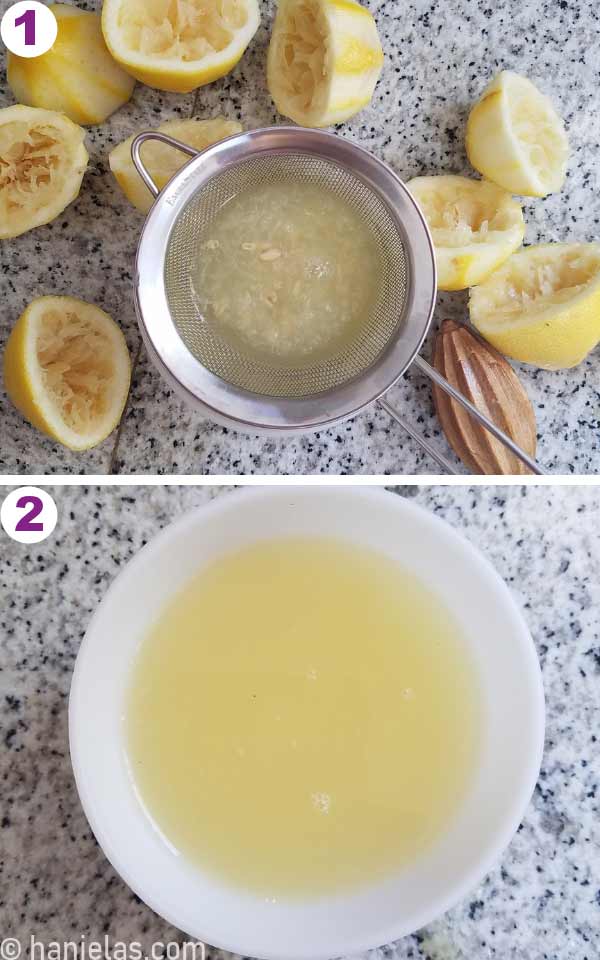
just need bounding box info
[192,180,382,364]
[125,537,481,896]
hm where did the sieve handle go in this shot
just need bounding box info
[403,355,545,475]
[378,399,460,474]
[131,132,201,199]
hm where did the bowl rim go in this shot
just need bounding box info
[69,487,545,960]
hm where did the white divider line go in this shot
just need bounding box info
[0,474,596,487]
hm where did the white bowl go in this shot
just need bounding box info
[69,488,544,960]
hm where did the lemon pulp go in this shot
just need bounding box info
[271,0,329,120]
[4,296,131,450]
[0,124,65,213]
[193,181,381,364]
[38,307,117,431]
[267,0,384,127]
[407,175,524,290]
[117,0,250,61]
[125,537,481,897]
[102,0,260,93]
[478,247,599,322]
[0,105,87,239]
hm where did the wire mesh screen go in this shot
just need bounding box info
[164,153,409,398]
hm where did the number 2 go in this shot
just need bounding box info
[15,495,44,532]
[15,8,35,46]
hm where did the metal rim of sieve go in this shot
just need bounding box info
[133,126,437,432]
[132,127,544,475]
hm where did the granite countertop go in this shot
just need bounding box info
[1,0,600,475]
[0,483,599,958]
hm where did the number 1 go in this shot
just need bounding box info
[15,8,35,46]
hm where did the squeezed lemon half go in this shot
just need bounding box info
[109,116,242,214]
[407,175,525,291]
[4,296,131,450]
[267,0,384,127]
[7,4,136,126]
[469,243,600,369]
[0,105,88,240]
[101,0,261,93]
[466,71,569,197]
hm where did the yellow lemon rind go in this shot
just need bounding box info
[3,296,131,451]
[437,237,523,292]
[108,117,243,213]
[7,4,135,125]
[267,0,384,128]
[101,0,261,94]
[466,71,568,198]
[470,243,600,369]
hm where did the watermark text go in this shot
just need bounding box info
[1,937,206,960]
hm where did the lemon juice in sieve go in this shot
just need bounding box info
[192,181,381,365]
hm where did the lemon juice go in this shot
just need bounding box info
[125,538,481,897]
[193,181,381,364]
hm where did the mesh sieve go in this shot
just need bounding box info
[164,153,408,398]
[133,127,437,432]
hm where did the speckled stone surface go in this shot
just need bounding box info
[0,484,598,959]
[0,0,599,474]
